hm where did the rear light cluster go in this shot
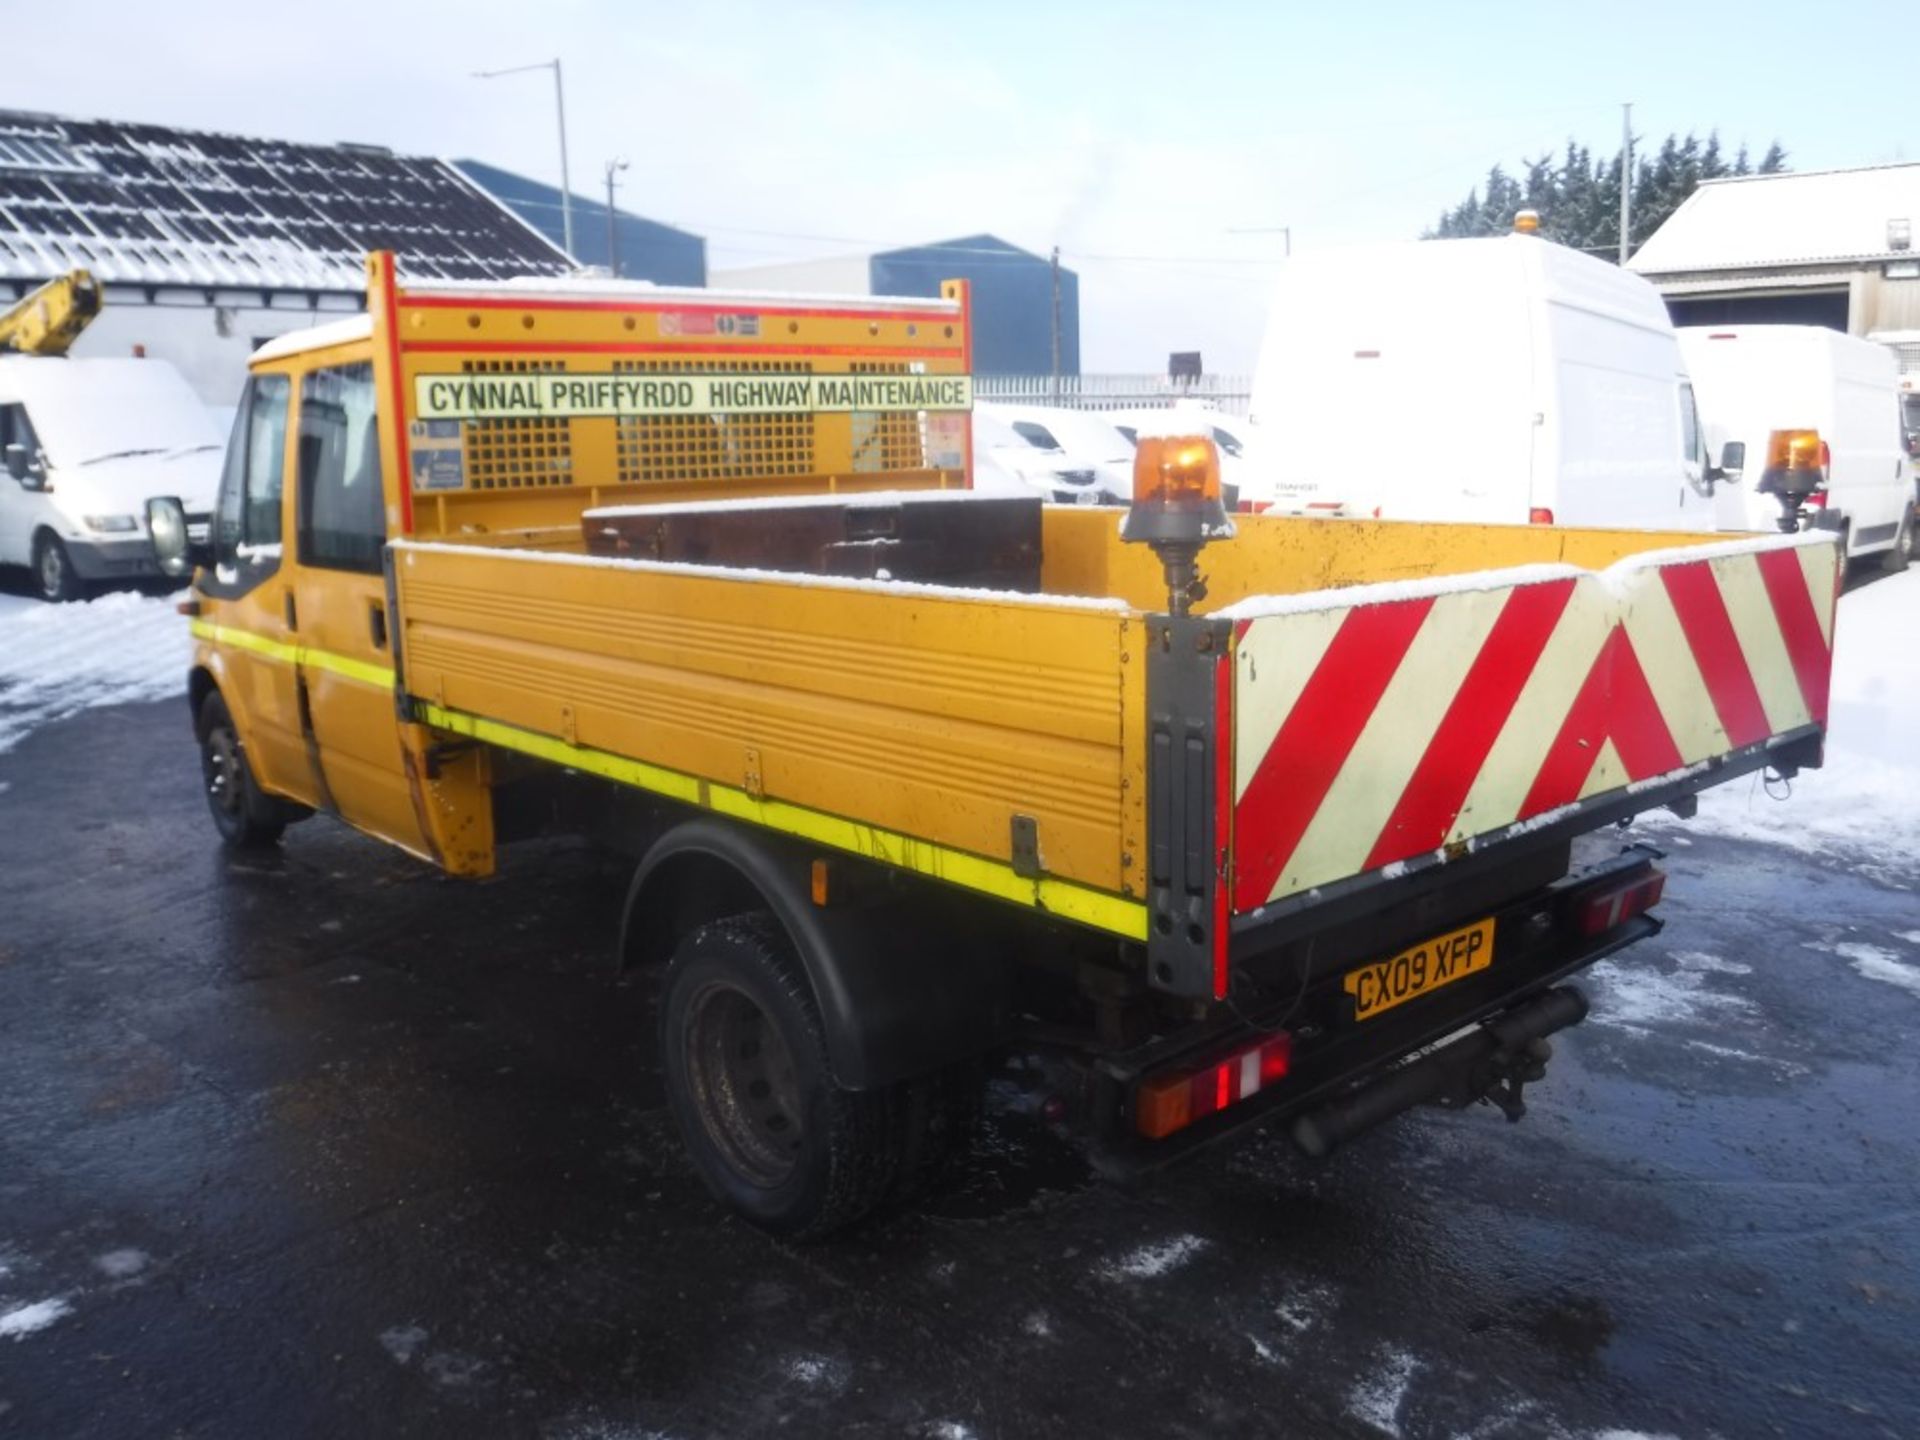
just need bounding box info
[1529,507,1555,525]
[1573,866,1666,936]
[1135,1031,1294,1140]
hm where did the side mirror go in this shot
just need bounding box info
[5,442,42,487]
[1907,434,1919,460]
[145,496,208,580]
[1717,440,1745,484]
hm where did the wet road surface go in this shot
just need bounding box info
[1,700,1916,1439]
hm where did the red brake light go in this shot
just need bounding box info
[1574,867,1666,937]
[1135,1032,1295,1140]
[1529,507,1555,525]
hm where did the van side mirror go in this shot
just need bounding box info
[146,496,209,580]
[5,442,42,488]
[1716,440,1745,484]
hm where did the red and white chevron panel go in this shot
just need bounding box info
[1228,534,1839,913]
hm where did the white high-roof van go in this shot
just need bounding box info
[1243,234,1721,532]
[1679,325,1914,569]
[0,355,223,600]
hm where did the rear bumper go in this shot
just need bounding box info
[1088,873,1662,1175]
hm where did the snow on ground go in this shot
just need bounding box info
[1099,1234,1207,1280]
[0,1296,72,1340]
[0,589,191,757]
[1639,567,1920,879]
[1347,1346,1419,1436]
[1806,939,1920,998]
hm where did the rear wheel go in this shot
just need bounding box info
[195,692,286,849]
[659,912,970,1238]
[1884,507,1913,573]
[31,531,83,603]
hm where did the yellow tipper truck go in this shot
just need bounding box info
[147,253,1843,1236]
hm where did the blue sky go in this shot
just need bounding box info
[10,0,1911,369]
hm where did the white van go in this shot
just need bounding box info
[1243,234,1720,530]
[1678,326,1914,569]
[974,402,1135,503]
[0,355,223,600]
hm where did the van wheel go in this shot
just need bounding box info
[659,912,966,1238]
[195,692,286,849]
[31,531,83,603]
[1885,508,1913,573]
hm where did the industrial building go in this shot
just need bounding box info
[0,109,571,404]
[1628,163,1920,335]
[454,160,706,286]
[714,235,1079,376]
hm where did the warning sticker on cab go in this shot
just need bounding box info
[412,372,973,421]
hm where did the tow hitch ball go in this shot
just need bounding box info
[1441,1038,1555,1123]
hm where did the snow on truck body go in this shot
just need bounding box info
[157,253,1842,1235]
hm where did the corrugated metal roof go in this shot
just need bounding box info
[1644,269,1854,296]
[0,110,571,292]
[1628,163,1920,276]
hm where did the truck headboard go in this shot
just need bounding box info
[365,253,976,541]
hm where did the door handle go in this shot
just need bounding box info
[369,602,387,650]
[283,589,297,631]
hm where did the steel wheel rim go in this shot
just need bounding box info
[683,980,804,1188]
[203,725,243,819]
[37,541,63,598]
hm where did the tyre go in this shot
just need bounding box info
[659,912,970,1238]
[31,530,84,603]
[195,692,287,849]
[1884,507,1913,573]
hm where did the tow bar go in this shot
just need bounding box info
[1291,986,1589,1158]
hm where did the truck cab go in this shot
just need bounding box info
[0,355,222,600]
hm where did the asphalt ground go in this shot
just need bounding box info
[1,697,1916,1440]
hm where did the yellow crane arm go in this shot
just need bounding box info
[0,270,103,356]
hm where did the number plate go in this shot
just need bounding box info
[1343,917,1495,1022]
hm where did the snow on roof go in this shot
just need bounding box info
[0,110,572,293]
[1628,163,1920,276]
[251,315,373,363]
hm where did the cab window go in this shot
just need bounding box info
[0,402,43,463]
[297,363,385,572]
[212,374,291,577]
[1679,382,1702,464]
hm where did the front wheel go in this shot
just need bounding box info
[31,531,83,603]
[659,912,969,1238]
[196,692,286,849]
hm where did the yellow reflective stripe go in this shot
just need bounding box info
[189,619,395,690]
[417,701,1150,942]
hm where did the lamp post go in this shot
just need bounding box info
[473,57,575,260]
[604,157,629,277]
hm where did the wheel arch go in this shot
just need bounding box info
[620,818,1014,1090]
[187,664,218,728]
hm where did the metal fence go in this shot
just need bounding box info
[975,374,1252,416]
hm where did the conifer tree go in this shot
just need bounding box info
[1424,130,1791,260]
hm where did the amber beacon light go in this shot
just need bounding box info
[1121,421,1235,615]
